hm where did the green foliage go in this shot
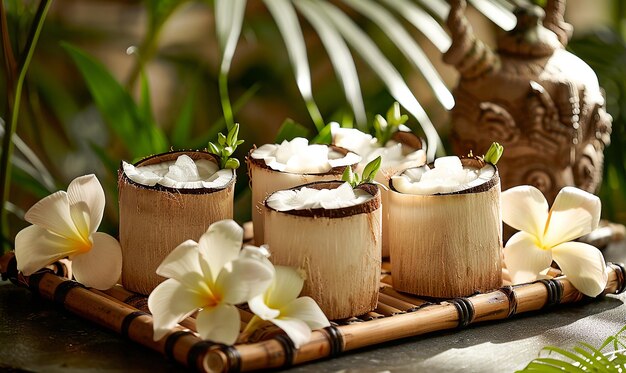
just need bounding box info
[171,86,197,148]
[484,142,504,165]
[342,156,381,188]
[62,43,168,160]
[373,102,408,146]
[569,29,626,225]
[311,123,333,145]
[518,325,626,372]
[0,0,53,252]
[208,123,244,169]
[274,119,309,143]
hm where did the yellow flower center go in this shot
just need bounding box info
[203,291,222,308]
[72,234,93,254]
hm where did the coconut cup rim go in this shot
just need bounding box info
[390,129,426,153]
[118,150,236,195]
[264,180,381,218]
[389,157,500,196]
[246,144,359,176]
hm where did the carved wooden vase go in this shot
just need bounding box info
[444,0,612,206]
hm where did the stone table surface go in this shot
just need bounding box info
[1,242,625,373]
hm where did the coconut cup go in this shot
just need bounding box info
[331,127,427,259]
[378,131,426,259]
[118,150,235,295]
[246,145,360,246]
[263,181,382,320]
[388,157,502,298]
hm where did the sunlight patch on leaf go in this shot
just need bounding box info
[263,0,324,131]
[468,0,516,31]
[316,1,442,160]
[216,0,248,74]
[415,0,450,21]
[294,0,367,130]
[381,0,451,53]
[343,0,454,110]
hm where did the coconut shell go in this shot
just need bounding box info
[118,150,235,295]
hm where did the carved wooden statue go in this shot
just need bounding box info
[444,0,612,204]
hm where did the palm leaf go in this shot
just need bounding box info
[521,361,575,373]
[215,0,247,129]
[215,0,247,72]
[532,358,587,372]
[314,0,443,160]
[468,0,516,30]
[343,0,454,110]
[263,0,324,131]
[274,118,310,142]
[294,0,367,130]
[0,119,55,192]
[381,0,451,53]
[62,43,168,159]
[415,0,450,20]
[171,85,197,148]
[139,68,154,126]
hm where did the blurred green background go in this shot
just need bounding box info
[1,0,625,248]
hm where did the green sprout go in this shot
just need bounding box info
[342,156,382,188]
[208,123,244,169]
[483,142,504,165]
[373,102,409,146]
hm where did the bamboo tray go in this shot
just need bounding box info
[1,251,624,373]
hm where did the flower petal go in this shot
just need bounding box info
[215,257,274,305]
[71,232,122,290]
[504,231,553,284]
[543,187,601,247]
[195,303,241,345]
[265,266,304,309]
[280,296,330,330]
[156,240,210,291]
[148,279,205,341]
[248,294,280,321]
[67,175,106,236]
[15,225,79,276]
[24,191,82,240]
[197,220,243,282]
[501,185,549,238]
[270,317,312,349]
[552,241,608,297]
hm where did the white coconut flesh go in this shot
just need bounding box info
[330,123,425,174]
[391,156,495,195]
[123,154,233,189]
[250,137,361,173]
[266,182,374,211]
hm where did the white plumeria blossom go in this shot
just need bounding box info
[15,174,122,290]
[502,185,608,297]
[246,265,330,348]
[330,123,425,180]
[148,220,274,344]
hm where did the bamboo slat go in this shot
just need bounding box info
[1,252,624,373]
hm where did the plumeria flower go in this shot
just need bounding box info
[502,185,607,297]
[148,220,274,344]
[246,265,330,348]
[15,175,122,290]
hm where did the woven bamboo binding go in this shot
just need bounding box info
[1,252,624,373]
